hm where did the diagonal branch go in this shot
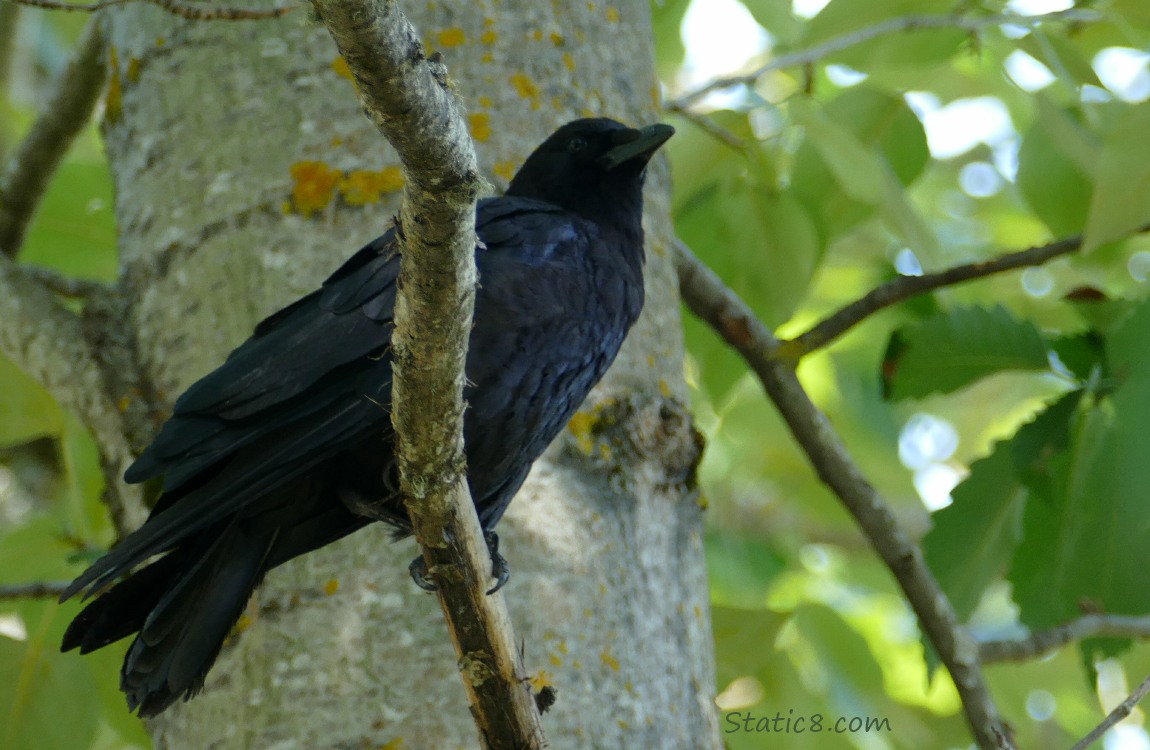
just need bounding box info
[308,1,543,748]
[1069,672,1150,750]
[8,0,296,21]
[674,238,1014,750]
[0,256,148,535]
[784,225,1150,358]
[668,8,1102,111]
[0,16,105,258]
[980,613,1150,664]
[0,581,71,600]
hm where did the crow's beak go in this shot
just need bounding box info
[598,123,675,170]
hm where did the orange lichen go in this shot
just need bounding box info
[510,72,540,109]
[332,56,353,80]
[658,378,671,397]
[127,57,141,83]
[105,47,122,124]
[480,29,498,44]
[550,31,564,45]
[323,578,340,595]
[530,670,554,690]
[290,161,340,216]
[437,27,466,47]
[549,653,563,667]
[562,52,575,72]
[493,160,518,180]
[156,36,165,46]
[605,5,619,22]
[379,739,406,750]
[532,29,543,42]
[481,52,495,64]
[550,96,564,112]
[338,167,404,205]
[468,112,492,142]
[478,95,494,108]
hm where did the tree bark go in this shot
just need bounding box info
[99,1,717,746]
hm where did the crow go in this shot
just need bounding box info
[59,117,674,717]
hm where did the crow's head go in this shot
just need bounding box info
[507,118,674,220]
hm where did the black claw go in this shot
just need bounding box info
[485,531,511,595]
[408,555,437,592]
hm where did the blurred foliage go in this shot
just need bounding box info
[2,1,1150,749]
[658,0,1150,748]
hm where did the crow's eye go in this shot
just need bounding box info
[568,137,587,153]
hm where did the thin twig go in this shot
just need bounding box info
[669,108,748,150]
[1069,671,1150,750]
[308,1,543,748]
[784,227,1150,358]
[674,238,1014,750]
[668,8,1102,111]
[19,265,108,298]
[980,614,1150,664]
[0,581,71,600]
[0,256,148,536]
[0,17,104,258]
[8,0,297,21]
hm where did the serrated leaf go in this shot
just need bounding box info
[923,449,1025,620]
[1010,298,1150,629]
[884,306,1050,400]
[924,391,1083,621]
[1084,102,1150,251]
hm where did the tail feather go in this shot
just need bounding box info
[122,522,276,717]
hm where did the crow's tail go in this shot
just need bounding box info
[62,522,275,717]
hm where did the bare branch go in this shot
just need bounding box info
[785,225,1150,357]
[0,17,105,258]
[1069,671,1150,750]
[308,1,543,748]
[674,238,1014,750]
[8,0,297,21]
[0,255,148,535]
[19,265,108,298]
[980,614,1150,664]
[668,8,1102,111]
[668,108,747,150]
[0,581,71,600]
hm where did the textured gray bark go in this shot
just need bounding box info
[99,1,718,747]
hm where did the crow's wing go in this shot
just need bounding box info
[64,234,402,600]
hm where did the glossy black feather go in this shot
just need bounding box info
[60,117,671,716]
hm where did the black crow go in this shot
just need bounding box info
[59,117,674,717]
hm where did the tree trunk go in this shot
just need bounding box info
[99,1,718,746]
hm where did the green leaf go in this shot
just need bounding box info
[650,0,693,81]
[0,602,101,750]
[0,354,65,448]
[884,306,1050,400]
[16,160,117,282]
[1017,33,1102,90]
[1016,103,1095,237]
[790,88,929,243]
[801,0,963,73]
[739,0,801,46]
[1010,299,1150,628]
[706,531,786,609]
[675,178,821,329]
[924,391,1083,621]
[923,449,1025,621]
[791,98,885,203]
[1084,102,1150,251]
